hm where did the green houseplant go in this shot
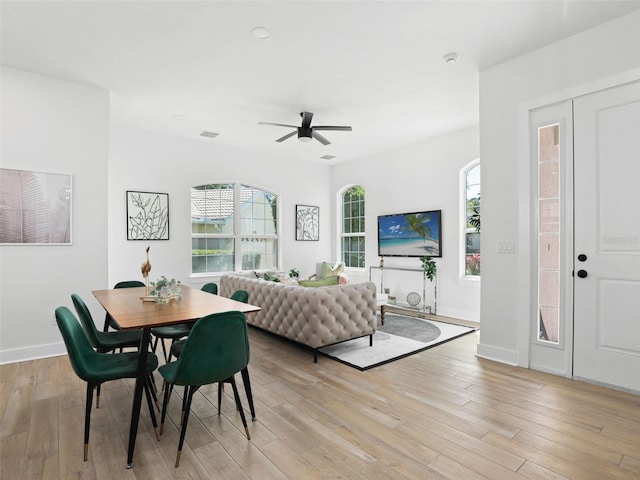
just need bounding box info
[420,256,437,281]
[420,256,437,314]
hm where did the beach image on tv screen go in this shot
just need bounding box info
[378,211,441,257]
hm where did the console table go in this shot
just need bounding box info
[369,266,436,314]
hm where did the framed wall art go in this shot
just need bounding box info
[127,191,169,240]
[296,204,319,241]
[0,168,72,245]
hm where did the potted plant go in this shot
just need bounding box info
[288,268,300,279]
[420,256,437,314]
[150,276,182,304]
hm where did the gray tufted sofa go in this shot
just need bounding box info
[220,274,377,361]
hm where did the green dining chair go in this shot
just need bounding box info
[72,293,160,410]
[154,282,219,368]
[151,323,192,364]
[230,289,248,303]
[73,293,142,353]
[201,282,218,294]
[55,306,159,461]
[103,280,145,331]
[169,288,257,420]
[159,310,251,467]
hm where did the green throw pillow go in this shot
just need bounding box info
[321,262,344,279]
[298,276,340,288]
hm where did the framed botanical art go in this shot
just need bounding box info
[296,204,319,241]
[127,191,169,240]
[0,168,72,245]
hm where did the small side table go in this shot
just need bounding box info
[377,293,389,325]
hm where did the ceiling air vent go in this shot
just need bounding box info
[200,131,219,139]
[320,155,336,160]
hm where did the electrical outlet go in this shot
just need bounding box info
[50,312,57,326]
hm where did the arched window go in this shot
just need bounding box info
[191,183,278,274]
[341,185,365,268]
[462,161,481,277]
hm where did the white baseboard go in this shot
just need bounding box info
[0,341,66,365]
[476,342,519,366]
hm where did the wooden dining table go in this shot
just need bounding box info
[92,285,260,469]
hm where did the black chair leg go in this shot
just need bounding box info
[144,376,160,441]
[159,382,173,436]
[229,376,250,440]
[240,366,256,421]
[84,383,95,461]
[147,373,160,411]
[217,383,223,414]
[176,385,199,468]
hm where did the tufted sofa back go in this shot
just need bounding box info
[220,274,377,349]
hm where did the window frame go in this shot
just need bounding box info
[339,185,366,270]
[191,182,279,276]
[460,160,481,280]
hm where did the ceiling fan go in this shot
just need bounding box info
[259,111,352,145]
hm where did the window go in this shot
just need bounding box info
[537,124,560,344]
[341,185,365,268]
[191,183,278,274]
[463,161,481,276]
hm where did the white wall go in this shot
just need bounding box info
[0,67,110,363]
[477,10,640,367]
[331,126,481,322]
[107,123,332,289]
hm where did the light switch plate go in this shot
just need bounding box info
[497,240,515,253]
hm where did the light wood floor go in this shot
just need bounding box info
[1,327,639,480]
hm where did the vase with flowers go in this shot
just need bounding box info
[149,276,182,304]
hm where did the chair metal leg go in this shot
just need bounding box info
[217,382,223,414]
[84,383,95,461]
[176,385,199,468]
[159,382,173,436]
[181,386,188,425]
[228,376,250,440]
[240,367,256,420]
[144,376,160,441]
[147,373,160,411]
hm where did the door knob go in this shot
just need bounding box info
[577,270,588,278]
[577,254,587,262]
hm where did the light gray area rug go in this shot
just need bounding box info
[319,313,476,370]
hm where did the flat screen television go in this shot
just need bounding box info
[377,210,442,258]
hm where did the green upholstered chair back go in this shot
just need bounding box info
[162,311,249,387]
[56,306,157,383]
[230,289,249,303]
[71,294,101,349]
[114,280,145,289]
[201,283,218,295]
[55,306,105,382]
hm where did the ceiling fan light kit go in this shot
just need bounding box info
[259,111,352,145]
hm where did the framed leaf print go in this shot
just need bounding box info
[0,168,72,245]
[296,204,319,241]
[127,191,169,240]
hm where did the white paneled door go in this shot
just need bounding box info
[573,81,640,392]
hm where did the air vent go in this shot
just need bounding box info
[320,155,336,160]
[200,131,219,139]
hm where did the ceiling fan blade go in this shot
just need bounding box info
[312,131,331,145]
[312,125,353,131]
[300,111,313,130]
[275,130,298,142]
[258,122,298,128]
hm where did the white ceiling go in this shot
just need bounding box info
[3,1,639,164]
